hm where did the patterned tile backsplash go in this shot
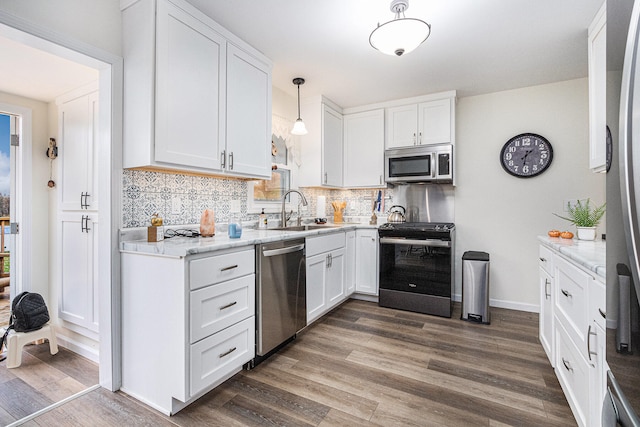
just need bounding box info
[122,170,392,228]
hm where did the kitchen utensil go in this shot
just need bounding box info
[387,205,406,223]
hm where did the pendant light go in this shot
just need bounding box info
[369,0,431,57]
[291,77,308,135]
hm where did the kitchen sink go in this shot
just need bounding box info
[269,225,340,232]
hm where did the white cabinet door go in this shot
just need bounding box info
[588,4,606,172]
[155,0,225,171]
[58,89,99,212]
[386,104,418,149]
[345,231,356,295]
[355,230,379,295]
[326,248,346,309]
[343,109,385,187]
[306,253,328,323]
[323,105,344,187]
[226,44,271,178]
[418,98,452,146]
[539,266,554,366]
[59,212,99,333]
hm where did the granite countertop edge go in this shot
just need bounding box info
[537,235,606,279]
[121,223,378,257]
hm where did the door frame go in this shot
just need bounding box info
[0,12,123,390]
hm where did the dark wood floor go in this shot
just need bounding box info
[5,300,576,426]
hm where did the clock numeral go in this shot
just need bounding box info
[522,138,531,146]
[533,164,538,171]
[523,165,530,174]
[509,160,514,166]
[508,146,517,153]
[505,153,513,160]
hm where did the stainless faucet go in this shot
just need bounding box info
[281,189,308,227]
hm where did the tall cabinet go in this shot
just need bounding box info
[56,84,100,336]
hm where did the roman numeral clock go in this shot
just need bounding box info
[500,133,553,178]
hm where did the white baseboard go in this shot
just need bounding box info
[55,333,99,363]
[453,293,539,313]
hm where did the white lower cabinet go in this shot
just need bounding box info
[539,242,606,427]
[306,232,347,324]
[345,231,356,295]
[355,229,379,295]
[121,246,255,415]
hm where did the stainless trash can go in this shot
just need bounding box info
[461,251,490,324]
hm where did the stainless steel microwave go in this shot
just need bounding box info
[384,144,453,184]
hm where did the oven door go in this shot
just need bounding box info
[379,237,452,297]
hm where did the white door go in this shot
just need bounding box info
[155,0,226,171]
[226,44,271,177]
[418,98,452,145]
[386,104,418,148]
[306,253,327,323]
[343,109,385,187]
[322,105,343,187]
[355,230,379,295]
[326,248,346,308]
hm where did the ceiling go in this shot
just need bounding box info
[188,0,604,108]
[0,1,609,108]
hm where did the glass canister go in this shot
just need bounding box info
[228,215,242,238]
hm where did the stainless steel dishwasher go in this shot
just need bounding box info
[255,238,306,359]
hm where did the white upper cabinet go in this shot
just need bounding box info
[385,92,455,149]
[299,97,344,187]
[154,0,225,171]
[226,44,272,177]
[588,3,606,173]
[343,109,385,188]
[122,0,272,178]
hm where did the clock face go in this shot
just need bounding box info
[500,133,553,178]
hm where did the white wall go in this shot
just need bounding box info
[0,91,50,300]
[0,0,122,57]
[456,78,606,311]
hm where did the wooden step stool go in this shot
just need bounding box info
[3,324,58,368]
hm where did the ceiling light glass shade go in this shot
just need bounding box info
[370,18,431,56]
[291,118,308,135]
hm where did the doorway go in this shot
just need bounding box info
[0,10,122,399]
[0,113,10,328]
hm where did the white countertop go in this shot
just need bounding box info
[121,223,378,257]
[537,236,606,279]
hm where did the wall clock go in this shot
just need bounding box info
[500,133,553,178]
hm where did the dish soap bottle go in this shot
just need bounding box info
[259,209,267,229]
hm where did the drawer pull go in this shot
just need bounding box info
[599,308,606,319]
[219,301,237,310]
[587,325,597,361]
[561,357,573,372]
[539,257,547,262]
[561,289,572,298]
[220,265,239,272]
[219,347,237,358]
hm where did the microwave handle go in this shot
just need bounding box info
[431,153,437,178]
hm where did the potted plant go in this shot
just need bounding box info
[554,199,606,240]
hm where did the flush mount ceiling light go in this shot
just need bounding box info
[369,0,431,57]
[291,77,308,135]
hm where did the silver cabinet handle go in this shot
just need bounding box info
[324,172,328,184]
[81,215,91,233]
[561,289,572,298]
[419,131,422,144]
[599,308,606,319]
[412,132,416,145]
[219,301,237,310]
[544,279,551,299]
[561,357,573,372]
[220,264,238,272]
[263,244,304,257]
[587,324,597,361]
[80,192,90,209]
[539,257,546,262]
[219,347,237,358]
[221,150,226,169]
[229,151,234,170]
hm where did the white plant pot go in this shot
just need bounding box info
[576,226,597,241]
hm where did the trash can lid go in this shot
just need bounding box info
[463,251,489,261]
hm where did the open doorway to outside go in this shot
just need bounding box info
[0,113,11,328]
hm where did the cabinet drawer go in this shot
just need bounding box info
[590,279,606,330]
[190,274,255,343]
[190,316,255,396]
[189,248,255,290]
[555,322,589,427]
[539,245,554,276]
[306,232,345,257]
[555,255,592,355]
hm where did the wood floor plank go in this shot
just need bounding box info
[0,377,54,420]
[24,345,99,387]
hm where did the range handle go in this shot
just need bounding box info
[379,237,451,248]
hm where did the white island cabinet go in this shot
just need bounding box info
[121,246,255,415]
[122,0,271,178]
[537,237,606,427]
